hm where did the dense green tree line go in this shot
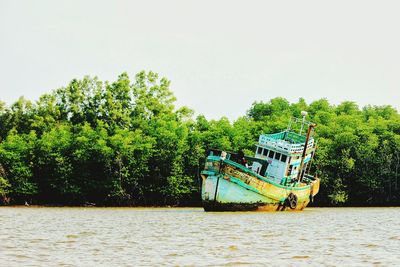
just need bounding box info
[1,71,399,206]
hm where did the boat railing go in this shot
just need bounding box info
[302,174,316,183]
[258,138,314,154]
[203,158,220,172]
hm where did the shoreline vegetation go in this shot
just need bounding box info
[1,71,399,207]
[2,204,400,208]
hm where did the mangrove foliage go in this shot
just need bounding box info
[0,71,399,206]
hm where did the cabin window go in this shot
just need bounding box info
[274,152,281,160]
[257,147,263,154]
[263,149,269,156]
[268,150,274,158]
[281,154,287,162]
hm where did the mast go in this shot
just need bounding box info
[299,111,308,135]
[297,123,316,182]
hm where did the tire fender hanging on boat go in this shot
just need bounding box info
[285,192,298,209]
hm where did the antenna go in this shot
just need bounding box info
[299,111,308,135]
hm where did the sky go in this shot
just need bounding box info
[0,0,399,120]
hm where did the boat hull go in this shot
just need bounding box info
[202,200,309,212]
[201,163,319,212]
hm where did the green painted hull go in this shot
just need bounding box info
[201,157,319,212]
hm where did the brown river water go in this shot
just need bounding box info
[1,207,399,266]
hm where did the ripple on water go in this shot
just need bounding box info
[363,243,379,248]
[79,231,96,236]
[1,207,400,266]
[221,261,253,266]
[228,245,238,251]
[291,255,310,259]
[29,238,47,244]
[325,237,337,240]
[13,254,31,259]
[59,240,76,243]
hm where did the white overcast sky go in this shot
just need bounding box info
[0,0,399,120]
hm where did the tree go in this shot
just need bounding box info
[0,130,38,203]
[1,72,400,207]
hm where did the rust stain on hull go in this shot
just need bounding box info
[203,200,310,212]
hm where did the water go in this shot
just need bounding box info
[1,207,399,266]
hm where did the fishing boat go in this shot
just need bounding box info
[201,112,320,211]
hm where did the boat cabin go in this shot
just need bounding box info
[251,130,315,184]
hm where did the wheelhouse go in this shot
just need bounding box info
[251,130,315,185]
